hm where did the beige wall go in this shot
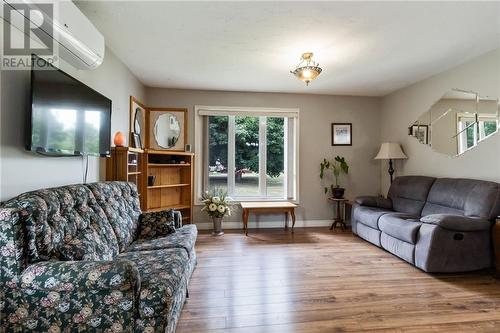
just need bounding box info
[380,49,500,195]
[146,89,382,227]
[0,47,146,201]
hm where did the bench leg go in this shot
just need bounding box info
[284,212,288,230]
[291,209,296,233]
[243,209,249,236]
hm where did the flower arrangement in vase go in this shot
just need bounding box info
[201,188,231,236]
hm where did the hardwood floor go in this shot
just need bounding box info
[177,228,500,333]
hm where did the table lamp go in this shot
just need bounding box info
[375,142,408,183]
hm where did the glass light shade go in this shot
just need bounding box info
[290,52,322,85]
[291,65,322,85]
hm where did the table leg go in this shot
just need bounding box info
[331,201,343,231]
[242,209,248,236]
[284,212,288,230]
[290,208,296,233]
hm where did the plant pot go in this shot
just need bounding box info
[212,217,224,236]
[331,186,345,199]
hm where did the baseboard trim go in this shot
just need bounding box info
[192,219,336,230]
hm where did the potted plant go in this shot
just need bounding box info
[201,188,232,236]
[319,156,349,198]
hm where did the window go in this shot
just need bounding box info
[457,113,498,154]
[195,106,299,202]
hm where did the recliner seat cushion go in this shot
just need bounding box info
[356,223,381,246]
[128,225,198,256]
[353,206,391,229]
[381,233,415,264]
[118,248,189,330]
[420,214,491,231]
[378,213,422,244]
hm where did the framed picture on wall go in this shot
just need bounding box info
[411,125,428,144]
[332,123,352,146]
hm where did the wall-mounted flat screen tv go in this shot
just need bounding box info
[27,55,112,157]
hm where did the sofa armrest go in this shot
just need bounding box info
[7,260,140,331]
[355,196,393,210]
[0,208,25,286]
[420,214,492,232]
[20,259,140,292]
[138,209,177,239]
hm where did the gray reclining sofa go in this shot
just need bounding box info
[352,176,500,272]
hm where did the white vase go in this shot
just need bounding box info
[212,216,224,236]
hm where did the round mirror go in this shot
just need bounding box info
[154,113,181,148]
[134,107,143,135]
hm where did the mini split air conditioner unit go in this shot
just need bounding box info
[2,0,105,69]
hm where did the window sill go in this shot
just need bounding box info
[195,197,298,206]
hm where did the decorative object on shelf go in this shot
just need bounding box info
[113,131,126,147]
[409,89,499,157]
[290,52,322,86]
[185,144,192,152]
[201,188,232,236]
[147,175,156,187]
[374,142,408,183]
[132,133,142,149]
[149,108,187,151]
[320,156,349,199]
[130,96,146,149]
[331,123,352,146]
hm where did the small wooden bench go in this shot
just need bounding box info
[240,201,297,236]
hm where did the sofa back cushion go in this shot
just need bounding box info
[388,176,436,216]
[421,178,500,220]
[2,184,119,263]
[86,182,141,252]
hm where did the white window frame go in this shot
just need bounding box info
[194,105,299,204]
[457,113,498,154]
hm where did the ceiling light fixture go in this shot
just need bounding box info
[290,52,322,86]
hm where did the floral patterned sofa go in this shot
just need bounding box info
[0,181,197,333]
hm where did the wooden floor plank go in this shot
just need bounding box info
[177,228,500,333]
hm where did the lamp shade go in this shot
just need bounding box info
[374,142,407,160]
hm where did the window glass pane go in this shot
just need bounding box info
[208,116,228,193]
[266,117,285,198]
[483,121,497,137]
[234,116,259,196]
[465,121,474,148]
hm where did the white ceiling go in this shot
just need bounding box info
[76,1,500,96]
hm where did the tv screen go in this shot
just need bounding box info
[28,56,112,157]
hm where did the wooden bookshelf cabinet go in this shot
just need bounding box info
[106,147,145,208]
[106,148,194,223]
[145,150,194,223]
